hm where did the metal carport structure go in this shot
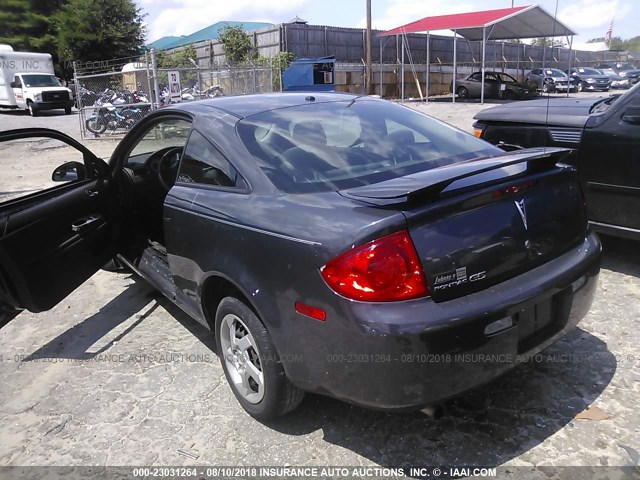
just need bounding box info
[379,5,576,103]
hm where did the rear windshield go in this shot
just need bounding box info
[237,99,500,193]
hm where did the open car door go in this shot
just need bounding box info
[0,128,123,329]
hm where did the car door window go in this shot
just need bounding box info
[0,135,93,203]
[126,118,191,166]
[177,130,244,188]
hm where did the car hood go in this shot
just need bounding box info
[473,97,598,127]
[580,74,610,81]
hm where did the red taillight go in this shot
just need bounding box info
[320,230,429,302]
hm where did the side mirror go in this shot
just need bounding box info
[9,81,17,88]
[52,161,86,182]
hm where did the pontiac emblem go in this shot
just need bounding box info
[515,199,528,230]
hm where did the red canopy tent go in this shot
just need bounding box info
[379,5,576,102]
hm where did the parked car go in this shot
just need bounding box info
[473,82,640,240]
[0,93,600,420]
[566,67,611,92]
[598,69,631,89]
[525,68,578,93]
[596,63,636,78]
[625,69,640,86]
[451,71,537,100]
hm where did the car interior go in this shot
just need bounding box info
[116,118,192,248]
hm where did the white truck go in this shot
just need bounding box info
[0,45,73,116]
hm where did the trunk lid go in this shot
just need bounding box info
[341,148,587,302]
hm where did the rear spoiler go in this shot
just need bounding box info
[340,147,574,204]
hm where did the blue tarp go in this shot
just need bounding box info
[283,56,335,92]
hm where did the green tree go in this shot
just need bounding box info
[257,51,295,90]
[0,0,67,74]
[55,0,145,64]
[156,44,199,87]
[627,36,640,53]
[218,24,254,64]
[530,37,565,47]
[156,44,198,68]
[588,36,628,51]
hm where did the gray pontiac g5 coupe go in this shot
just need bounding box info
[0,93,600,420]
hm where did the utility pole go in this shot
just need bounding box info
[365,0,372,94]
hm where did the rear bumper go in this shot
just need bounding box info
[283,232,601,410]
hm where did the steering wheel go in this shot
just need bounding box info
[156,146,183,191]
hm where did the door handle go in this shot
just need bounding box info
[71,214,102,233]
[85,188,99,197]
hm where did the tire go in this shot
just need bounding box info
[215,296,304,420]
[456,86,469,99]
[64,106,72,115]
[27,101,37,117]
[577,82,583,92]
[502,89,516,100]
[85,116,107,134]
[542,82,556,93]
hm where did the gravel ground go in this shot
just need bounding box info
[0,93,638,479]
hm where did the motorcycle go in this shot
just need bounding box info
[204,84,225,97]
[85,90,145,134]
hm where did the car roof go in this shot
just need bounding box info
[164,92,363,119]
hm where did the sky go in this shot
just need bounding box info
[139,0,636,47]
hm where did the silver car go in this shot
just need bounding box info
[451,71,536,100]
[525,68,578,93]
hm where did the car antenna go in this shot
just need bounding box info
[347,94,367,107]
[544,0,561,152]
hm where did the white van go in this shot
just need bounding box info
[0,46,73,116]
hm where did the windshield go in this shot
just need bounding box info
[577,68,601,75]
[544,69,566,77]
[20,74,62,87]
[237,99,501,194]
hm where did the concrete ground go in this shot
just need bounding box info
[0,92,638,478]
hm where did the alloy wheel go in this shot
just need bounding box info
[219,313,265,404]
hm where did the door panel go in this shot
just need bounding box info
[581,100,640,233]
[0,129,122,317]
[0,179,120,312]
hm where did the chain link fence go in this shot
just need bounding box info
[73,53,282,140]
